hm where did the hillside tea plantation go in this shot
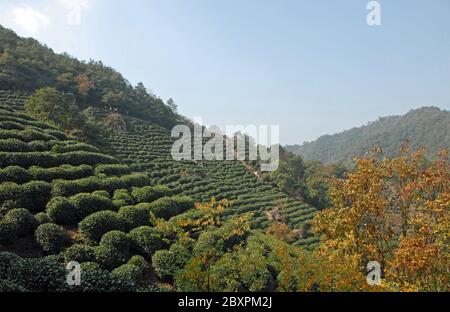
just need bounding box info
[0,90,319,292]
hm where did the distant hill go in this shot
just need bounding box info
[286,107,450,164]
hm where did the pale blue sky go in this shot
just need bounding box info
[1,0,449,144]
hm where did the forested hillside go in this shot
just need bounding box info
[0,25,448,292]
[286,107,450,164]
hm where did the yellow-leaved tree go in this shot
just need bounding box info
[312,144,449,291]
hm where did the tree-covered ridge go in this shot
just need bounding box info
[286,107,450,164]
[0,25,177,129]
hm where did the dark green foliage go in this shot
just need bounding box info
[131,185,171,203]
[0,166,31,183]
[46,196,77,225]
[51,173,149,197]
[111,264,143,291]
[118,205,151,227]
[0,181,51,213]
[95,231,130,270]
[0,208,37,242]
[63,244,96,263]
[35,223,70,254]
[95,164,131,176]
[70,193,114,220]
[17,257,66,292]
[128,226,167,258]
[147,196,194,220]
[35,212,51,224]
[113,189,135,208]
[152,239,194,280]
[0,252,66,292]
[127,255,149,273]
[79,211,129,244]
[68,262,129,292]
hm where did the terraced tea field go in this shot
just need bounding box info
[106,118,320,248]
[0,90,319,250]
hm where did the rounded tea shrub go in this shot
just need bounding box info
[79,211,129,244]
[118,205,150,227]
[131,185,171,203]
[93,231,131,270]
[35,212,51,225]
[70,193,114,220]
[35,223,70,254]
[111,264,143,290]
[46,196,76,225]
[152,250,176,279]
[0,208,37,240]
[128,226,166,258]
[127,255,148,274]
[63,244,96,263]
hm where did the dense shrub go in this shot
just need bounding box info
[95,231,131,270]
[30,164,93,182]
[79,211,129,244]
[35,212,51,224]
[0,166,31,183]
[95,164,131,176]
[35,223,70,254]
[118,205,151,227]
[152,238,194,279]
[113,189,135,207]
[70,193,114,220]
[46,196,76,225]
[0,138,31,152]
[52,143,99,153]
[128,226,167,258]
[20,257,66,291]
[67,262,129,292]
[0,252,26,283]
[147,196,193,220]
[131,185,171,203]
[92,190,110,199]
[152,250,176,279]
[0,208,37,242]
[21,181,52,212]
[127,255,148,273]
[63,244,96,263]
[111,264,143,290]
[0,181,51,212]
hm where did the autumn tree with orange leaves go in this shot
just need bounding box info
[312,144,449,291]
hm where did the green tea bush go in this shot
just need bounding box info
[113,189,135,206]
[20,257,66,291]
[0,208,37,242]
[35,223,70,254]
[0,138,31,152]
[95,164,131,176]
[118,205,151,227]
[70,193,114,220]
[0,166,31,183]
[0,252,26,283]
[147,196,193,220]
[111,264,143,290]
[35,212,51,225]
[79,211,129,244]
[131,185,171,203]
[46,196,76,225]
[128,226,167,258]
[63,244,96,263]
[127,255,148,273]
[95,231,130,270]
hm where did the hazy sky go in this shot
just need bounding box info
[0,0,449,144]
